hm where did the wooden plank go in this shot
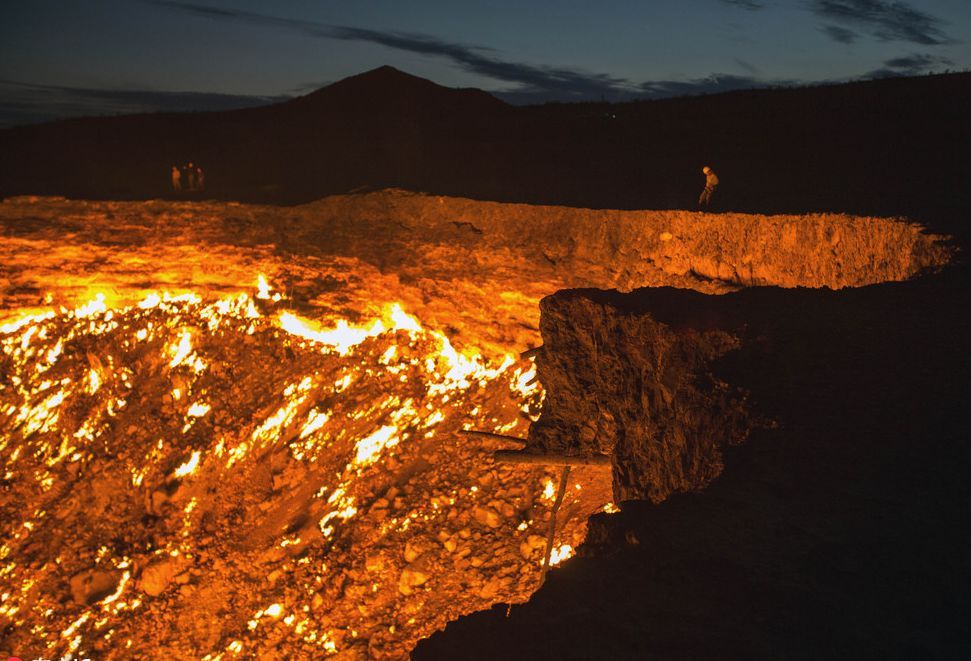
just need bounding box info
[493,450,611,466]
[458,429,527,445]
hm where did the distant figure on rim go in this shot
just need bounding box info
[185,162,197,191]
[171,165,182,192]
[698,165,719,209]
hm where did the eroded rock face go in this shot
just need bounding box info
[0,194,950,302]
[415,268,971,661]
[527,290,753,503]
[288,192,951,293]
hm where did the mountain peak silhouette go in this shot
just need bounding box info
[292,65,507,113]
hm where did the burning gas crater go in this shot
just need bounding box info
[0,277,613,659]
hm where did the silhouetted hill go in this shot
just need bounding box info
[1,66,970,238]
[289,65,508,115]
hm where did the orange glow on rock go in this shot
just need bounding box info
[0,262,606,658]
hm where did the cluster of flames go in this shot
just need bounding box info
[0,275,611,658]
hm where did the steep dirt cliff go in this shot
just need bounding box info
[377,195,948,291]
[416,272,971,659]
[0,191,951,359]
[525,291,753,503]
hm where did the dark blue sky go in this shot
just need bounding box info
[1,0,969,126]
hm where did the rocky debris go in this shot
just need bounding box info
[473,506,502,528]
[69,569,121,605]
[0,287,610,659]
[398,561,431,596]
[519,535,546,559]
[140,556,191,597]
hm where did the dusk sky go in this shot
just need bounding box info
[2,0,969,126]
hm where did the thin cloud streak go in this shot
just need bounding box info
[820,24,860,43]
[152,1,634,100]
[639,73,798,98]
[864,53,954,78]
[809,0,951,45]
[0,79,288,128]
[734,59,761,75]
[719,0,767,10]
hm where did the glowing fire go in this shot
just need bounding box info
[256,274,281,302]
[278,302,421,356]
[0,276,606,659]
[549,544,575,566]
[354,425,400,465]
[542,477,557,501]
[169,331,193,367]
[173,451,201,478]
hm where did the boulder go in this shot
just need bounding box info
[69,569,121,605]
[140,557,186,597]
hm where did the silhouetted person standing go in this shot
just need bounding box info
[699,165,718,208]
[171,166,181,191]
[195,166,205,192]
[185,162,196,191]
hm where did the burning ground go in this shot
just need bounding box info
[0,191,950,658]
[0,285,605,659]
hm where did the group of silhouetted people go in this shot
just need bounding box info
[171,162,204,192]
